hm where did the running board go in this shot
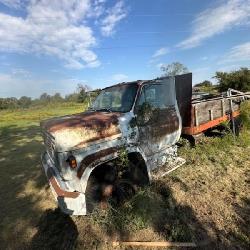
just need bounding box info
[152,157,186,179]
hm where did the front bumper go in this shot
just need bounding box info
[41,151,87,215]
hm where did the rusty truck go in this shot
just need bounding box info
[40,73,248,215]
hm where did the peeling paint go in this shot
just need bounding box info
[53,124,120,151]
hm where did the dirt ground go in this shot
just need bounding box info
[0,106,249,249]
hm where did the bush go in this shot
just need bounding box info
[215,68,250,92]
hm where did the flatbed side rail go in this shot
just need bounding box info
[182,111,240,135]
[182,91,248,136]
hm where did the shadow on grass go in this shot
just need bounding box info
[0,124,51,249]
[30,208,78,250]
[231,197,250,248]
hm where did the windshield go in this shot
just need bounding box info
[90,84,138,112]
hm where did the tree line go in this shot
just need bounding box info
[0,84,101,110]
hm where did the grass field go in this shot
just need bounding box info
[0,103,249,249]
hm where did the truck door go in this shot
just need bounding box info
[135,77,181,157]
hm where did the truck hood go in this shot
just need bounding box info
[41,111,122,151]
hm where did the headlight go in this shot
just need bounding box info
[66,155,77,169]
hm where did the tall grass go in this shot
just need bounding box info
[240,100,250,129]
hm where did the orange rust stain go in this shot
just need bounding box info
[47,168,80,198]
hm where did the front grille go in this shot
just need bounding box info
[42,130,56,163]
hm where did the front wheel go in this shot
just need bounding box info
[85,160,148,213]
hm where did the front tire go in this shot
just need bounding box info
[85,159,149,213]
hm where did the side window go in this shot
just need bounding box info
[137,84,168,110]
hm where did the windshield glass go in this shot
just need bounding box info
[90,84,138,112]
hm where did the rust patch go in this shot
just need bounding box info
[54,124,121,150]
[77,147,119,178]
[138,106,179,141]
[41,112,122,149]
[47,167,80,198]
[43,112,121,133]
[73,125,121,148]
[152,107,179,137]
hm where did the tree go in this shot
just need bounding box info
[193,80,219,94]
[0,97,18,109]
[51,93,63,102]
[18,96,32,108]
[214,67,250,92]
[161,62,189,76]
[40,93,51,102]
[194,80,213,88]
[76,84,91,103]
[65,93,79,102]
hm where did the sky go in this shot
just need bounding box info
[0,0,250,98]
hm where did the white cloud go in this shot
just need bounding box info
[0,0,128,69]
[111,73,128,82]
[152,47,169,58]
[0,0,101,69]
[11,68,31,78]
[0,0,27,9]
[178,0,250,49]
[101,1,127,36]
[220,41,250,63]
[85,0,106,19]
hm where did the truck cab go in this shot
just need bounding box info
[41,75,188,215]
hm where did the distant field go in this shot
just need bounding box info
[0,103,249,249]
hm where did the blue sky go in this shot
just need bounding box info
[0,0,249,98]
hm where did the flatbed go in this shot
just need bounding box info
[183,91,249,136]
